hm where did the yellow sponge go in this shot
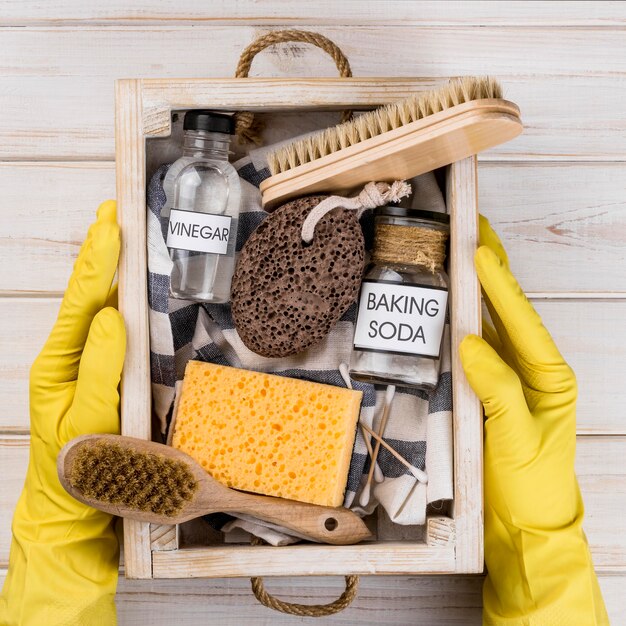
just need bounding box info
[172,361,362,507]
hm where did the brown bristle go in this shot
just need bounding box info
[69,441,198,517]
[267,76,503,175]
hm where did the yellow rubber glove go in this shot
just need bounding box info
[0,201,125,625]
[460,216,609,626]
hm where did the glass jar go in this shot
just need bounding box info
[162,110,241,303]
[349,207,450,390]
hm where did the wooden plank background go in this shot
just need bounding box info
[1,2,625,623]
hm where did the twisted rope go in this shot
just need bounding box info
[234,30,353,145]
[301,180,412,244]
[249,537,358,616]
[250,576,359,617]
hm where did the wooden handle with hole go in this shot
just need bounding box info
[58,434,372,545]
[209,483,371,544]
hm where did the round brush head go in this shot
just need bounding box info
[68,440,198,517]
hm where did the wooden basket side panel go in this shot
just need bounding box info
[139,77,442,138]
[151,524,179,551]
[447,156,484,574]
[117,80,482,579]
[152,543,456,578]
[116,78,153,579]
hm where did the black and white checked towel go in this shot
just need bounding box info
[146,135,453,536]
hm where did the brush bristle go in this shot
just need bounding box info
[69,441,198,517]
[267,76,502,175]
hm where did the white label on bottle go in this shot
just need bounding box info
[353,281,448,358]
[166,209,232,255]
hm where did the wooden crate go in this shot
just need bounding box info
[115,77,483,579]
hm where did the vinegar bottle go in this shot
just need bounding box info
[162,111,241,303]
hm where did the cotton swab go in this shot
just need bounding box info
[359,478,372,509]
[338,363,383,483]
[360,422,428,483]
[360,384,396,506]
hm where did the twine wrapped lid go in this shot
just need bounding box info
[372,207,450,272]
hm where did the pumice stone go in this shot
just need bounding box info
[231,195,365,358]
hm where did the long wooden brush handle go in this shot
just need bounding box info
[211,486,371,545]
[59,434,372,545]
[234,29,353,144]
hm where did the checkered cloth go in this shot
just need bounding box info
[146,141,453,531]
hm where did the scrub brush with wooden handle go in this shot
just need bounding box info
[261,76,522,210]
[57,434,372,545]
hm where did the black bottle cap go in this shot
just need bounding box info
[183,110,235,134]
[375,206,450,225]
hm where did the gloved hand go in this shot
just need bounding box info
[460,216,608,625]
[0,201,125,625]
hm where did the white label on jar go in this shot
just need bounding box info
[166,209,232,255]
[353,280,448,358]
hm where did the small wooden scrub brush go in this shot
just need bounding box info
[58,434,372,545]
[261,76,522,210]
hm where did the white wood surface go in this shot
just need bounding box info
[1,1,625,26]
[3,298,624,434]
[73,573,626,625]
[5,161,625,295]
[0,566,623,626]
[2,435,624,570]
[1,1,624,623]
[2,29,626,159]
[2,434,625,622]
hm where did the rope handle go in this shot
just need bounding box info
[248,537,359,616]
[234,29,353,145]
[251,575,359,617]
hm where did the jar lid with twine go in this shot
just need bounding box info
[372,207,450,272]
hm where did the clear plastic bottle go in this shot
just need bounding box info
[162,111,241,303]
[349,207,450,390]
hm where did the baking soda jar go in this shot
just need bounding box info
[349,207,449,390]
[163,111,241,303]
